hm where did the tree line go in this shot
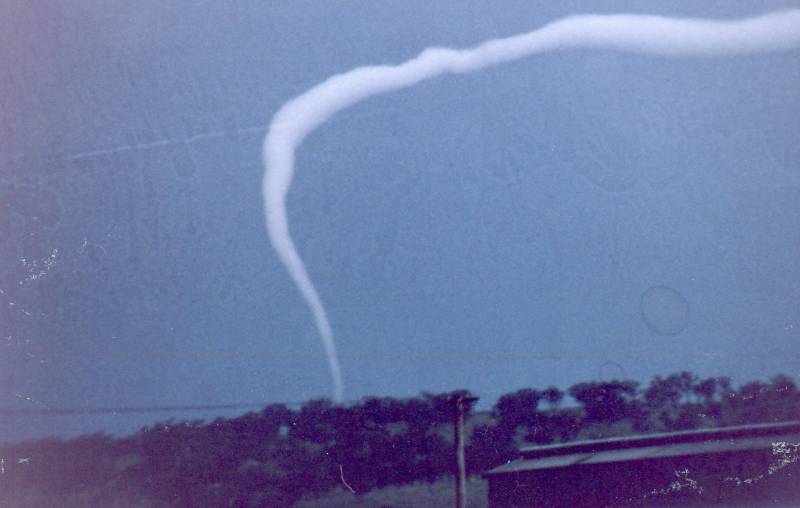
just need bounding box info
[2,372,798,507]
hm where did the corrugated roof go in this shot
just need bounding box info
[580,445,663,465]
[488,453,593,474]
[484,421,800,477]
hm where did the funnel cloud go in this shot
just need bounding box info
[262,10,800,402]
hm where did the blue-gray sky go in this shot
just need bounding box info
[1,0,799,442]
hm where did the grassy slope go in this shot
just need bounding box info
[295,476,488,508]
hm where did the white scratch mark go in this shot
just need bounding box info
[339,464,356,494]
[79,237,108,257]
[44,125,270,164]
[724,441,800,486]
[18,248,58,285]
[649,469,704,498]
[13,393,44,406]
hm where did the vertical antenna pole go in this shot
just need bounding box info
[454,394,478,508]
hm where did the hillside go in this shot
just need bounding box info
[2,372,798,507]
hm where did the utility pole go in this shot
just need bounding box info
[453,394,479,508]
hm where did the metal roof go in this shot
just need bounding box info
[484,421,800,477]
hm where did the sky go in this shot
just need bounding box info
[1,0,799,443]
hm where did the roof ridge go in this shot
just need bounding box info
[518,420,800,458]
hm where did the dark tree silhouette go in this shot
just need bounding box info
[569,380,639,424]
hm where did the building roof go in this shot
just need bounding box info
[484,421,800,476]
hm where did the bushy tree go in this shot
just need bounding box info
[569,380,639,424]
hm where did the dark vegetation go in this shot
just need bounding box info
[2,372,799,507]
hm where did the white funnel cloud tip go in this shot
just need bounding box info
[262,10,800,402]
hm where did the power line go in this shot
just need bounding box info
[0,402,287,417]
[8,89,474,167]
[0,392,496,417]
[0,398,371,416]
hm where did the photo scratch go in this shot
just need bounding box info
[339,464,356,494]
[724,441,800,486]
[44,125,270,164]
[18,248,58,286]
[648,468,704,498]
